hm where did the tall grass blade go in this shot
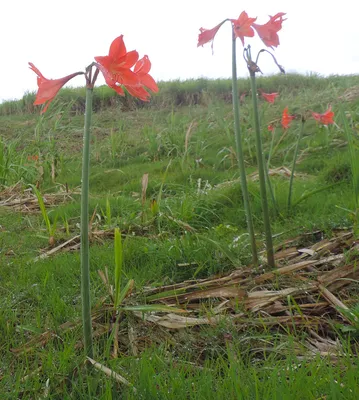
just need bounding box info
[30,184,51,235]
[114,228,124,309]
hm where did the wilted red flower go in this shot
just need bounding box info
[312,106,334,125]
[29,63,83,113]
[281,107,295,129]
[253,13,286,48]
[230,11,257,46]
[260,91,279,103]
[268,124,275,132]
[197,22,225,50]
[95,35,139,96]
[124,55,159,101]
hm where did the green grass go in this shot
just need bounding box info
[1,74,359,398]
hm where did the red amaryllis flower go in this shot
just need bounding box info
[124,55,159,101]
[95,35,140,96]
[312,106,334,125]
[253,13,286,48]
[260,91,279,103]
[268,124,275,132]
[231,11,257,46]
[29,63,83,113]
[197,22,225,50]
[281,107,295,129]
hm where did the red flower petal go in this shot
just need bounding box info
[134,55,151,74]
[125,85,151,101]
[253,12,286,49]
[96,37,157,101]
[230,11,257,46]
[121,50,139,69]
[114,68,139,86]
[140,74,159,93]
[133,56,158,93]
[197,22,224,49]
[312,106,334,125]
[260,91,279,103]
[108,35,127,59]
[281,106,294,129]
[29,63,83,113]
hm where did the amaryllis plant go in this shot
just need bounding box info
[198,11,286,267]
[30,35,158,112]
[29,35,158,357]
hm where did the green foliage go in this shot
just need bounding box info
[30,184,58,238]
[339,302,359,336]
[0,138,35,186]
[1,74,359,397]
[2,73,358,116]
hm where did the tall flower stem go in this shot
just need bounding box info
[232,32,258,266]
[80,86,94,358]
[249,69,275,267]
[288,118,305,213]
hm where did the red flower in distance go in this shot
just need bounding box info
[312,106,334,125]
[253,13,286,48]
[281,107,295,129]
[29,63,83,113]
[268,124,275,132]
[125,55,159,101]
[260,91,279,103]
[27,155,39,162]
[231,11,257,46]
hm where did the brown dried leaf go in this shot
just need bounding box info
[255,260,316,284]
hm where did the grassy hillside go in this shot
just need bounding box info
[1,74,359,398]
[1,73,358,115]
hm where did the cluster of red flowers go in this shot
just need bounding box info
[198,11,286,49]
[29,36,158,114]
[267,106,335,131]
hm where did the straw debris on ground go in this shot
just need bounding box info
[11,229,359,361]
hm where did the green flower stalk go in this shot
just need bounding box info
[80,75,95,357]
[245,46,275,267]
[231,31,258,266]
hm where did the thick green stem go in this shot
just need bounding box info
[288,120,305,213]
[249,71,275,267]
[81,87,94,357]
[232,34,258,266]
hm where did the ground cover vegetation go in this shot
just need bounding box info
[1,72,359,398]
[1,9,359,399]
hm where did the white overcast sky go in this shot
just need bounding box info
[1,0,358,102]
